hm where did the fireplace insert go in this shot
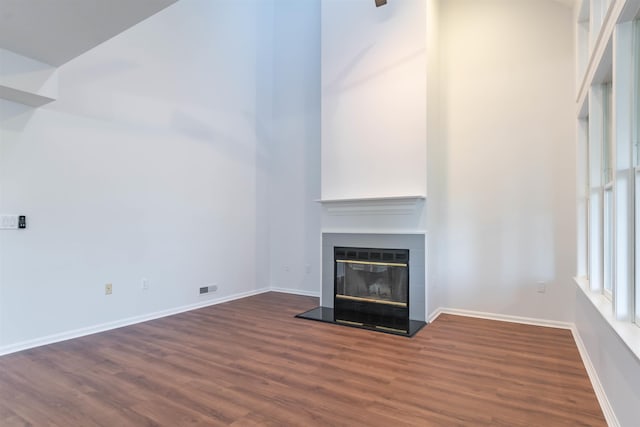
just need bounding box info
[334,246,409,333]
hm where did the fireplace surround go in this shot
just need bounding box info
[296,232,426,337]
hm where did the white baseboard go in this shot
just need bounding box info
[0,287,271,357]
[269,287,320,298]
[428,307,444,323]
[571,326,619,427]
[428,307,573,330]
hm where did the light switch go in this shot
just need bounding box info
[0,215,19,230]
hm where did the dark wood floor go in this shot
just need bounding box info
[0,292,605,426]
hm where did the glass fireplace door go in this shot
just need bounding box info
[335,260,408,307]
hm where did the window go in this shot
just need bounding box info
[576,0,640,355]
[603,83,613,185]
[603,83,613,299]
[588,106,603,292]
[587,84,607,293]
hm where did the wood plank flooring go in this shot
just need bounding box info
[0,292,605,426]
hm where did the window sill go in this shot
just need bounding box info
[574,276,640,362]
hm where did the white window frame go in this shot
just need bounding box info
[634,20,640,325]
[586,125,591,280]
[635,167,640,324]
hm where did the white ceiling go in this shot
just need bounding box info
[0,0,177,66]
[0,0,578,67]
[551,0,578,8]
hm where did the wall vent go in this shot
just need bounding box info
[199,285,218,295]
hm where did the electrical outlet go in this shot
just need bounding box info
[142,278,149,290]
[537,281,546,293]
[105,283,113,295]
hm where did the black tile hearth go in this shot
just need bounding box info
[295,306,426,337]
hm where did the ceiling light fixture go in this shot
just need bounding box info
[375,0,388,7]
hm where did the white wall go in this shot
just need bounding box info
[0,0,272,349]
[268,0,322,295]
[321,0,427,200]
[0,0,591,355]
[430,0,577,322]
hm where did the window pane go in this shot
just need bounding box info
[634,21,640,324]
[589,190,602,290]
[635,22,640,168]
[603,83,613,183]
[586,196,590,277]
[604,187,613,296]
[636,173,640,321]
[586,119,590,278]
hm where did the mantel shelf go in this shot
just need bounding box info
[316,195,426,204]
[316,195,426,216]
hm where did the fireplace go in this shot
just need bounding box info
[295,232,426,337]
[334,247,409,333]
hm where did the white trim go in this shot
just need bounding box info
[321,229,427,235]
[428,307,444,323]
[0,287,271,357]
[316,195,426,203]
[574,277,640,360]
[269,287,320,298]
[318,196,425,216]
[0,286,321,357]
[427,307,573,330]
[576,0,622,107]
[572,325,620,427]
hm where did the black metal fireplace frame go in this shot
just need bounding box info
[333,246,410,334]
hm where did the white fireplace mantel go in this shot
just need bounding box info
[316,195,426,216]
